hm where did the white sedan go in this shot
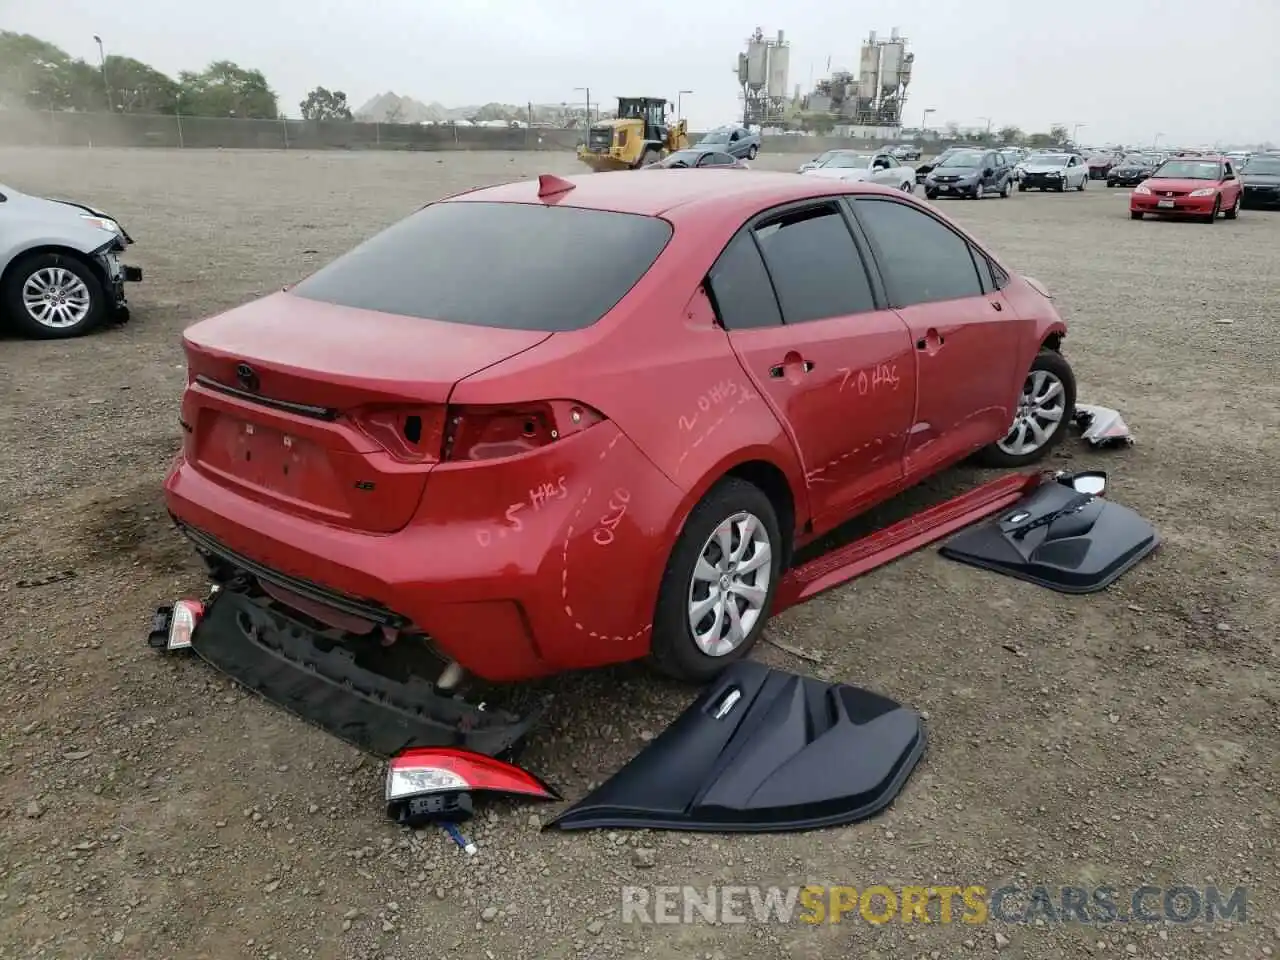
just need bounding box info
[799,150,916,191]
[1017,153,1090,192]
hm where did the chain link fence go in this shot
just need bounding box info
[0,108,942,155]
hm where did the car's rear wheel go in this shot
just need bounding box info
[1130,211,1144,220]
[1224,192,1241,220]
[747,144,759,160]
[1077,176,1087,191]
[978,350,1076,468]
[1000,177,1012,198]
[649,478,782,683]
[2,251,107,340]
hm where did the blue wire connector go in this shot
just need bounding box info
[443,822,478,855]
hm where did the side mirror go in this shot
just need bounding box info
[983,167,994,177]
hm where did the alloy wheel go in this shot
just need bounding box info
[687,511,772,657]
[22,267,92,329]
[997,369,1067,457]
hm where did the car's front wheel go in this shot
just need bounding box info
[1224,192,1241,220]
[649,478,782,683]
[978,350,1077,468]
[1,251,107,340]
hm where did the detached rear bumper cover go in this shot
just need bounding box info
[189,588,545,758]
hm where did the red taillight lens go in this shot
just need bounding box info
[350,407,447,463]
[442,400,605,462]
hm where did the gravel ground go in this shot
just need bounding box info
[0,147,1276,960]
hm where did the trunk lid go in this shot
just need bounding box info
[181,292,551,533]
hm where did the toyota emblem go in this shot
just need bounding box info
[235,363,259,391]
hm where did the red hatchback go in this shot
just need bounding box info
[166,171,1073,690]
[1130,156,1243,222]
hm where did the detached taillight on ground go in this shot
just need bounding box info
[147,599,204,651]
[385,747,560,828]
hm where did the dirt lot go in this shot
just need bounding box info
[0,147,1276,960]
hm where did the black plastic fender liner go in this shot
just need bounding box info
[938,480,1159,594]
[188,589,546,759]
[544,660,926,833]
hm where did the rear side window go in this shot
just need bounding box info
[706,232,782,330]
[853,199,983,307]
[752,205,877,324]
[291,201,672,331]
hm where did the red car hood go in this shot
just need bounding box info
[1143,177,1216,192]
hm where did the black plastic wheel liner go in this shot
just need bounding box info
[938,480,1159,594]
[189,589,545,759]
[544,660,926,833]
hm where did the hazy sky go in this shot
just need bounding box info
[6,0,1277,145]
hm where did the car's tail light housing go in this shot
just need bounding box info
[350,406,448,464]
[442,400,605,462]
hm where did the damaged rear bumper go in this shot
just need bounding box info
[189,587,546,759]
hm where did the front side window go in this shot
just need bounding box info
[853,199,983,308]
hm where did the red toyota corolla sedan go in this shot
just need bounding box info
[165,169,1073,687]
[1130,156,1244,222]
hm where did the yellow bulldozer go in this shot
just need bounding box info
[576,96,690,172]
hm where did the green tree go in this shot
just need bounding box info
[0,32,95,110]
[178,60,278,118]
[105,55,180,113]
[998,125,1024,145]
[1027,131,1055,148]
[1049,124,1069,145]
[299,86,352,120]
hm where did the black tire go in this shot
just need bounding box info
[649,477,783,683]
[747,144,759,160]
[977,349,1077,469]
[1223,193,1240,220]
[1130,211,1144,220]
[1018,183,1028,192]
[1000,177,1012,198]
[1107,181,1117,187]
[925,190,938,200]
[1077,176,1086,191]
[1203,197,1220,224]
[1,251,107,340]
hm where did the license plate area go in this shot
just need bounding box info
[219,419,316,494]
[1158,199,1175,208]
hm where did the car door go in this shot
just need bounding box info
[869,154,895,185]
[726,129,745,157]
[706,200,917,526]
[1068,156,1084,187]
[850,196,1023,478]
[981,152,1002,190]
[1221,161,1240,204]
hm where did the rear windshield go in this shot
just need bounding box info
[291,200,672,331]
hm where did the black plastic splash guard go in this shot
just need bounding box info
[545,660,926,833]
[188,589,544,759]
[939,479,1159,593]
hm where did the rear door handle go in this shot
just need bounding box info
[915,330,946,350]
[769,359,815,377]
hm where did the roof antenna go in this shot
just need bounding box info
[537,174,576,199]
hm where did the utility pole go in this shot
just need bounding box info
[921,107,935,132]
[93,35,113,112]
[677,90,692,121]
[1072,122,1086,144]
[978,116,992,140]
[573,86,590,128]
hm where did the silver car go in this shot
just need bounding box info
[1,183,141,339]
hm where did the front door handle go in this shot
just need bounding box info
[991,300,1003,311]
